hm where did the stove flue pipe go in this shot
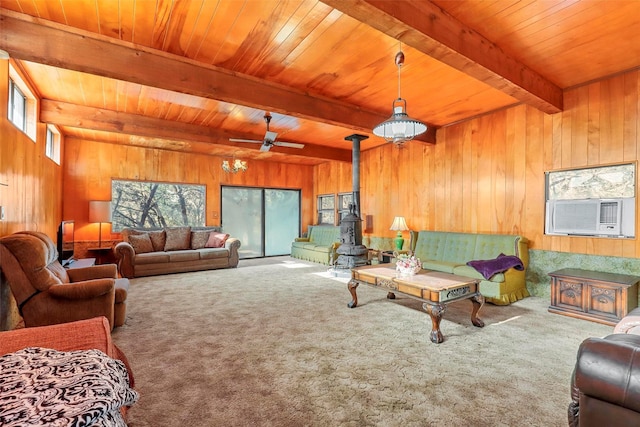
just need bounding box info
[344,134,368,219]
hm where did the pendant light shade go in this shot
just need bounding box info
[373,98,427,145]
[373,48,427,145]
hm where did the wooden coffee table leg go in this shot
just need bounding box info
[423,302,446,344]
[347,279,359,308]
[470,293,485,327]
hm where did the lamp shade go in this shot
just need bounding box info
[389,216,409,231]
[89,200,112,223]
[373,99,427,145]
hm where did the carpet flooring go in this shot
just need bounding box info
[112,257,613,427]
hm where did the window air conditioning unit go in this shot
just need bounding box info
[545,198,635,238]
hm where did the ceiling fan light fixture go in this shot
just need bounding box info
[373,46,427,145]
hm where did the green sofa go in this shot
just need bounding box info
[409,231,530,305]
[290,225,341,265]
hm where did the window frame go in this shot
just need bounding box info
[8,79,26,130]
[45,124,61,165]
[317,193,336,225]
[7,64,37,141]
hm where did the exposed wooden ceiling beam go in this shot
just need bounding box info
[40,100,353,163]
[322,0,563,114]
[0,9,437,144]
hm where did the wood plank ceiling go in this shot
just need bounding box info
[0,0,638,165]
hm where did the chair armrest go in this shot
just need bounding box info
[225,237,241,267]
[573,334,640,414]
[0,316,113,356]
[114,242,135,278]
[0,317,134,387]
[67,264,118,282]
[294,237,310,242]
[47,279,115,300]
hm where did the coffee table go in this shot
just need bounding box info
[348,264,485,343]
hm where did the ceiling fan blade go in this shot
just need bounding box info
[265,130,278,142]
[274,141,305,149]
[229,138,262,144]
[259,143,271,152]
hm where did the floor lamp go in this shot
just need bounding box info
[89,200,112,248]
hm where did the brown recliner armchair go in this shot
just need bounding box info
[0,231,128,330]
[569,333,640,426]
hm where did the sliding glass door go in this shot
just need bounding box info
[221,186,300,258]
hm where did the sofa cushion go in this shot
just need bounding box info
[310,245,333,254]
[309,226,340,246]
[205,232,229,248]
[422,260,459,274]
[441,233,478,264]
[134,252,170,265]
[190,230,211,249]
[128,233,154,254]
[413,231,449,261]
[199,248,230,259]
[452,265,505,283]
[148,230,166,252]
[164,227,191,251]
[168,250,200,262]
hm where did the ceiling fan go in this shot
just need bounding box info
[229,112,305,152]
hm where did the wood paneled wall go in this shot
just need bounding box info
[63,138,316,242]
[0,60,63,240]
[0,60,63,330]
[317,69,640,258]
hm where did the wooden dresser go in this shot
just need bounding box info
[549,268,640,326]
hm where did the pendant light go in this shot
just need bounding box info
[373,44,427,145]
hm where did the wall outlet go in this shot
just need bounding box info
[0,206,5,221]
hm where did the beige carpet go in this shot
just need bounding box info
[112,257,612,427]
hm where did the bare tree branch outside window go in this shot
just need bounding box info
[111,180,205,231]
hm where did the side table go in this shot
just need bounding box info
[87,247,113,265]
[549,268,640,326]
[381,251,396,263]
[66,258,97,269]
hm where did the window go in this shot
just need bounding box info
[546,163,635,200]
[338,192,354,222]
[545,163,636,237]
[7,65,37,141]
[111,180,206,231]
[45,125,61,164]
[317,194,335,225]
[8,79,25,130]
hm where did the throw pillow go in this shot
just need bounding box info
[128,233,154,254]
[205,232,230,248]
[191,230,211,249]
[164,227,192,251]
[148,230,166,252]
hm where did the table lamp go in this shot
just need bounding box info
[390,216,409,250]
[89,200,112,248]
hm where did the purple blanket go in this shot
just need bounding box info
[466,253,524,280]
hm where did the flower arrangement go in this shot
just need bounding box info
[395,252,422,276]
